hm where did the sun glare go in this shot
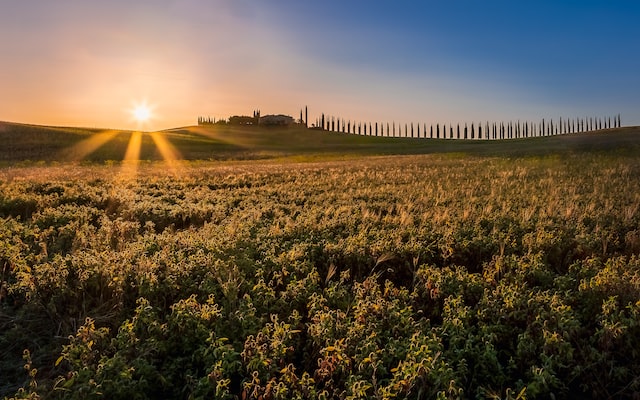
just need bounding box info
[134,105,151,122]
[129,100,155,127]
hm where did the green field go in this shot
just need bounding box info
[1,122,640,399]
[2,121,640,163]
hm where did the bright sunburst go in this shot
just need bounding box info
[129,100,155,126]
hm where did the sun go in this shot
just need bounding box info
[129,100,155,127]
[133,104,151,122]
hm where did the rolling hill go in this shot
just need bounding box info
[1,120,639,164]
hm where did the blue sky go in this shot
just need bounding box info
[0,1,638,130]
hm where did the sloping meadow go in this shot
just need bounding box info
[1,153,640,399]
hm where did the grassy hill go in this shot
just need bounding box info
[1,120,639,164]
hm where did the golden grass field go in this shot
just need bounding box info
[1,121,640,398]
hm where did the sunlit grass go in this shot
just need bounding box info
[149,131,184,176]
[118,131,143,181]
[59,130,123,161]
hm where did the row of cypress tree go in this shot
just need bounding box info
[311,113,622,139]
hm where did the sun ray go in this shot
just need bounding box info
[60,130,122,161]
[118,131,142,181]
[149,131,183,176]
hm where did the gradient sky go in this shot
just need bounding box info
[1,1,639,131]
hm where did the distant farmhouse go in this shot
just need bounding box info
[259,114,294,126]
[198,109,296,127]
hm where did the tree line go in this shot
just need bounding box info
[310,113,622,139]
[198,106,622,140]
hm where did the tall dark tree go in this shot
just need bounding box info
[436,124,440,139]
[305,106,308,128]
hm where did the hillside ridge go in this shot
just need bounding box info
[1,120,639,163]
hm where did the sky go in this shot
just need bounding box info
[1,0,639,131]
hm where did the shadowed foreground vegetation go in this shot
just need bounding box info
[2,140,640,398]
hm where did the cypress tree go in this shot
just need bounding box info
[436,124,440,139]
